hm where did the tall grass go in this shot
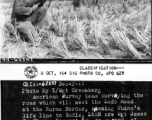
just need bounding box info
[0,0,151,59]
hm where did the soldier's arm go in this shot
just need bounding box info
[14,0,34,15]
[26,0,41,7]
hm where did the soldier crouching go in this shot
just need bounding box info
[11,0,51,42]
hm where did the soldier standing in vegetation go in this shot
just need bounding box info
[93,0,98,5]
[73,0,80,8]
[73,0,99,8]
[11,0,51,42]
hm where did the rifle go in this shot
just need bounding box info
[39,0,51,8]
[47,0,51,8]
[46,0,52,9]
[26,0,41,7]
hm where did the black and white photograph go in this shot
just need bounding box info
[0,1,152,119]
[0,0,151,63]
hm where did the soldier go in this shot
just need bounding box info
[93,0,98,5]
[11,0,51,42]
[73,0,80,8]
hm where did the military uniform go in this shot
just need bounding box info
[11,0,50,42]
